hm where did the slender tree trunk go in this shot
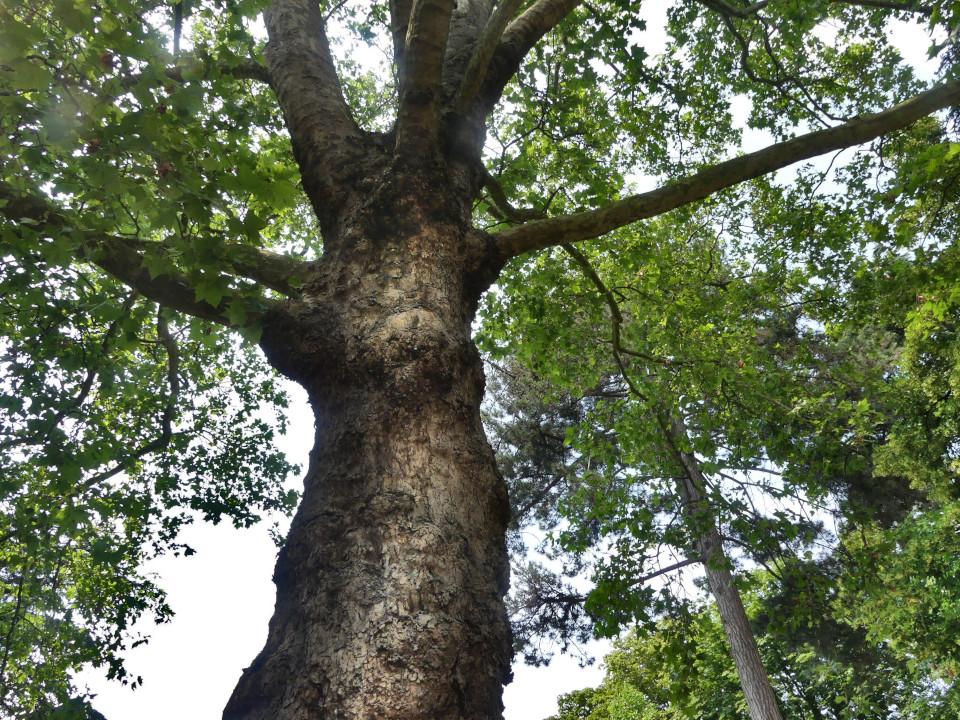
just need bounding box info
[565,239,785,720]
[664,415,784,720]
[223,170,512,720]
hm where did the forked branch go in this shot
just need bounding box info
[496,78,960,257]
[482,169,548,222]
[390,0,415,78]
[454,0,525,114]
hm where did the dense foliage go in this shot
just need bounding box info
[548,567,960,720]
[480,75,960,720]
[0,1,305,714]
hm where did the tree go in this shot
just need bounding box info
[482,212,813,720]
[2,1,960,718]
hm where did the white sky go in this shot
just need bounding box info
[71,8,940,720]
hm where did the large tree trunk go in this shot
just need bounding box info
[223,168,512,720]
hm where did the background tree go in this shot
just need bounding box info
[2,1,960,719]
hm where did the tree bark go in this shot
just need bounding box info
[223,169,511,720]
[664,415,784,720]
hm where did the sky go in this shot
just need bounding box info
[70,7,940,720]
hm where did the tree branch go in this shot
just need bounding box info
[263,0,367,223]
[118,59,273,90]
[496,78,960,257]
[699,0,931,18]
[524,557,698,611]
[0,182,268,327]
[705,0,770,15]
[396,0,456,151]
[217,243,307,296]
[454,0,525,114]
[390,0,415,81]
[79,307,182,492]
[476,0,582,114]
[561,241,681,397]
[115,237,307,297]
[173,1,183,56]
[482,168,547,222]
[841,0,932,13]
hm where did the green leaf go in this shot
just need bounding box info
[3,59,53,89]
[193,275,228,306]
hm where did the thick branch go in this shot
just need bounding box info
[496,78,960,257]
[84,238,235,324]
[0,183,265,326]
[103,238,306,296]
[443,0,495,98]
[454,0,525,114]
[396,0,456,151]
[700,0,771,15]
[219,244,307,296]
[263,0,365,219]
[173,2,183,56]
[476,0,581,113]
[67,233,300,296]
[118,59,272,89]
[842,0,932,13]
[701,0,931,17]
[390,0,415,78]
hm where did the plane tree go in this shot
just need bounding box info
[1,0,959,719]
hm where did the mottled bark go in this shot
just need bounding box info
[453,0,524,114]
[7,2,960,717]
[444,0,496,101]
[224,169,511,720]
[396,0,456,152]
[477,0,582,114]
